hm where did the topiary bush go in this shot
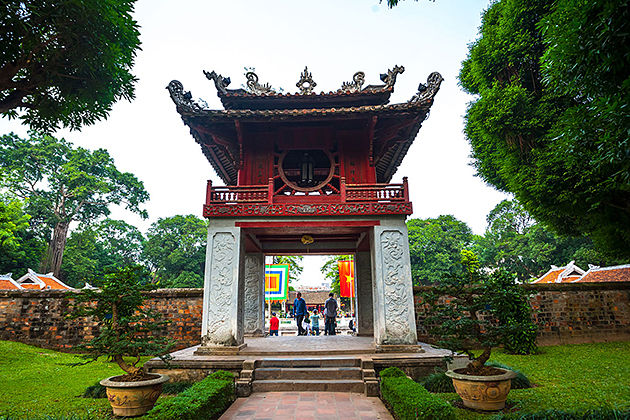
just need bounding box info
[493,408,630,419]
[147,370,236,420]
[380,367,455,420]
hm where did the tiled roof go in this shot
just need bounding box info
[0,279,21,290]
[533,268,564,284]
[532,261,585,284]
[36,274,72,290]
[577,265,630,283]
[16,269,73,290]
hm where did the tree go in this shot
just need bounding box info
[321,255,352,296]
[272,255,303,283]
[60,218,144,288]
[407,216,473,285]
[0,196,46,275]
[0,133,149,277]
[475,199,623,281]
[142,215,207,288]
[459,0,630,259]
[0,1,140,132]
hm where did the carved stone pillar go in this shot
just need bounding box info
[196,226,246,354]
[371,220,418,347]
[355,251,374,336]
[243,253,265,336]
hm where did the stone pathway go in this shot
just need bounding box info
[219,392,393,420]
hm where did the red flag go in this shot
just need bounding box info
[338,260,355,298]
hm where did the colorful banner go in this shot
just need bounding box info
[265,264,289,301]
[338,260,355,298]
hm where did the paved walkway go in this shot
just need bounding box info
[219,392,393,420]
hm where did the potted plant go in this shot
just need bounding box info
[70,266,174,417]
[420,250,537,411]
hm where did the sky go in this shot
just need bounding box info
[0,0,507,287]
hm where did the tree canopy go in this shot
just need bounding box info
[0,133,149,277]
[272,256,303,283]
[407,215,473,285]
[142,215,207,288]
[0,0,141,132]
[459,0,630,259]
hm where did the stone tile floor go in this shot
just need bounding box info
[219,392,393,420]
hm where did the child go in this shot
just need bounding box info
[310,309,321,335]
[302,315,312,336]
[269,312,279,336]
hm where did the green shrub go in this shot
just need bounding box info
[81,382,107,399]
[162,381,193,395]
[380,368,455,420]
[422,369,455,393]
[147,371,235,420]
[492,408,630,419]
[487,361,532,389]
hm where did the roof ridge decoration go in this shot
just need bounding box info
[380,65,405,89]
[408,72,444,103]
[203,70,231,95]
[167,80,205,113]
[341,71,365,93]
[245,71,276,95]
[296,66,317,95]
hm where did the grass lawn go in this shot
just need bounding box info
[0,341,136,419]
[447,341,630,419]
[1,340,629,419]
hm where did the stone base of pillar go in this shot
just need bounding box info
[375,344,424,353]
[244,331,265,337]
[193,343,247,355]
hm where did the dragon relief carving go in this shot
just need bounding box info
[166,80,204,113]
[380,65,405,89]
[203,70,231,95]
[245,71,276,95]
[380,230,412,342]
[341,71,365,93]
[296,66,317,95]
[243,255,263,333]
[206,232,237,345]
[409,72,444,103]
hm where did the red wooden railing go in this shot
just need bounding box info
[205,177,409,205]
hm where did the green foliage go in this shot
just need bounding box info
[147,371,235,420]
[421,252,538,371]
[81,380,192,399]
[81,383,107,399]
[0,196,46,275]
[493,408,630,420]
[69,266,173,374]
[379,366,408,378]
[0,1,141,132]
[272,255,303,282]
[486,361,531,389]
[460,0,630,259]
[473,199,621,281]
[380,368,455,420]
[0,133,149,276]
[408,216,473,285]
[421,369,455,393]
[60,219,144,288]
[142,215,206,287]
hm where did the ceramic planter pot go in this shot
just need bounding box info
[446,368,516,411]
[100,373,169,417]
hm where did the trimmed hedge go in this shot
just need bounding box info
[147,370,236,420]
[379,367,455,420]
[493,408,630,419]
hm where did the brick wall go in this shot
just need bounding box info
[414,282,630,346]
[1,283,628,351]
[0,289,203,351]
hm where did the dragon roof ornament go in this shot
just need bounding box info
[245,71,275,95]
[380,65,405,89]
[408,72,444,103]
[341,71,366,93]
[166,80,205,113]
[203,70,231,95]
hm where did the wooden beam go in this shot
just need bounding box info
[235,120,244,169]
[368,115,377,166]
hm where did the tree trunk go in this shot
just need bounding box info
[46,221,69,278]
[467,347,492,374]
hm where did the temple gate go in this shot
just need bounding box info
[167,66,442,353]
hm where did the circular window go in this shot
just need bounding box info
[278,149,334,192]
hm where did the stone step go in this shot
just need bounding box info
[252,379,365,393]
[254,367,363,380]
[257,358,360,368]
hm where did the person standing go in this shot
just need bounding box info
[310,309,321,336]
[269,312,280,336]
[324,293,338,336]
[293,292,307,336]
